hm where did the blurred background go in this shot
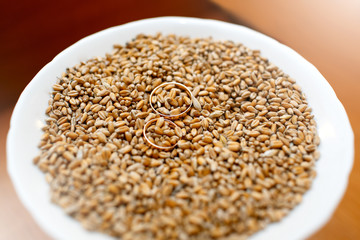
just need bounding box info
[1,0,359,239]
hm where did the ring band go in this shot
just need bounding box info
[143,118,180,151]
[149,82,193,120]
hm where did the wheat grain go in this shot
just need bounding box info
[35,33,320,240]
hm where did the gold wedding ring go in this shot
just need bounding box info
[143,118,179,151]
[149,82,194,120]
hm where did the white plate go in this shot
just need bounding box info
[7,17,354,240]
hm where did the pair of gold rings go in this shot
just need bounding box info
[143,82,194,150]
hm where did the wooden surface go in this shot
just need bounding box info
[1,0,359,239]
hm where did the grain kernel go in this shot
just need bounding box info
[270,140,283,148]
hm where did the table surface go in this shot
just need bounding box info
[1,0,359,239]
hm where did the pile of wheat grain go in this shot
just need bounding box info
[34,33,320,240]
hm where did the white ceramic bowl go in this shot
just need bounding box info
[7,17,354,240]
